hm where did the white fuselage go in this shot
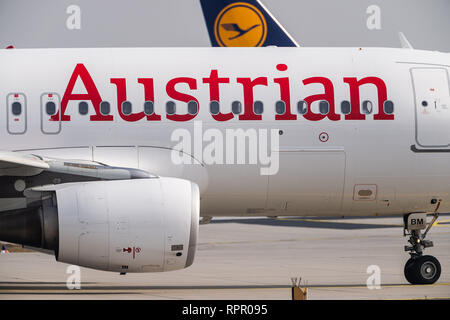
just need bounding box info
[1,47,449,217]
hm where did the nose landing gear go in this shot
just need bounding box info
[403,212,441,284]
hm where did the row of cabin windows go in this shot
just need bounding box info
[35,99,394,117]
[212,100,394,115]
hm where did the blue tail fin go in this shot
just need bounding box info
[199,0,299,47]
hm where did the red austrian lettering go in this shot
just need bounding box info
[110,78,145,122]
[344,77,393,120]
[138,78,161,121]
[274,64,296,120]
[166,77,199,122]
[55,63,111,121]
[203,70,233,121]
[302,77,339,121]
[237,77,268,120]
[110,78,161,122]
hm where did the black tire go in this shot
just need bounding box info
[404,255,441,285]
[404,257,418,284]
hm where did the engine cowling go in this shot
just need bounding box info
[0,177,199,273]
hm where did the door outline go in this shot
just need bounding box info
[410,67,450,148]
[40,92,62,134]
[6,92,27,135]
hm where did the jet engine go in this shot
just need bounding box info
[0,177,199,273]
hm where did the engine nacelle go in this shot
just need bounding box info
[0,177,199,273]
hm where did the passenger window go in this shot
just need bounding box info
[275,101,286,115]
[144,101,154,115]
[362,100,373,114]
[232,101,242,114]
[11,102,22,116]
[297,100,308,114]
[210,101,220,115]
[166,101,176,114]
[100,101,110,115]
[384,100,394,114]
[253,101,263,115]
[188,100,198,115]
[319,100,329,115]
[122,101,132,115]
[79,101,89,115]
[341,100,351,114]
[46,101,56,116]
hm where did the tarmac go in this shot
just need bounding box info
[0,215,449,300]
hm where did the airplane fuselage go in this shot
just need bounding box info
[1,47,449,217]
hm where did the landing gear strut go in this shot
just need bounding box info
[403,212,441,284]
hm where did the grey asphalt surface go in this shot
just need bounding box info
[0,215,449,299]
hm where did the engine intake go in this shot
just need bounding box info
[0,198,58,251]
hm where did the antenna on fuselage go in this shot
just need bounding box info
[398,32,414,49]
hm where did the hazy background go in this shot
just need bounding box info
[0,0,448,51]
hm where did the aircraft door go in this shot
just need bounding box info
[41,93,61,134]
[412,68,450,148]
[6,93,27,134]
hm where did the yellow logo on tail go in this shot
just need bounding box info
[214,2,267,47]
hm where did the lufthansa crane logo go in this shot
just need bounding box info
[214,2,267,47]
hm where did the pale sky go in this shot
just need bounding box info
[0,0,448,51]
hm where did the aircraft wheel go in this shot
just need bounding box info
[404,255,441,285]
[404,258,418,284]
